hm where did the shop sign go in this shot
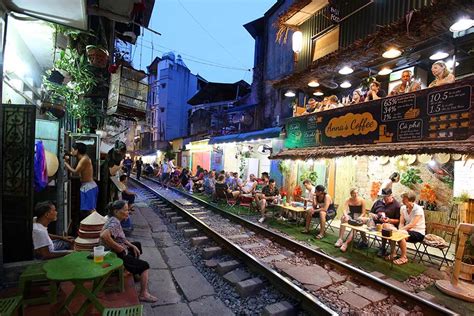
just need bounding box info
[284,83,472,149]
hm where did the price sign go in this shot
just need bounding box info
[397,119,423,141]
[427,85,471,115]
[381,94,416,122]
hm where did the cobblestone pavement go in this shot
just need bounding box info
[127,199,235,316]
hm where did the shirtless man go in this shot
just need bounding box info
[65,143,98,220]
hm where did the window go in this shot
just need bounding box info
[312,26,340,61]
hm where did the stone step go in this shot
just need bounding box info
[183,229,199,238]
[176,221,190,229]
[202,246,222,259]
[262,301,296,316]
[236,277,264,298]
[223,269,250,285]
[165,212,177,218]
[170,216,183,223]
[191,236,209,246]
[216,260,240,275]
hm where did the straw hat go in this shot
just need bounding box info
[45,150,59,177]
[80,211,106,225]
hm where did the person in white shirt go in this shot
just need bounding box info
[32,201,74,259]
[393,192,425,265]
[302,180,315,208]
[241,174,257,196]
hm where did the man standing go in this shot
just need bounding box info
[370,188,401,256]
[123,156,133,177]
[65,142,98,221]
[33,201,74,259]
[135,157,143,180]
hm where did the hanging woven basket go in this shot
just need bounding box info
[86,45,109,68]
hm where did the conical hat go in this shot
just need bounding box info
[74,237,100,244]
[45,150,59,177]
[81,211,106,225]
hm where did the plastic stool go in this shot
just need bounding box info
[19,263,57,306]
[0,295,22,316]
[102,304,143,316]
[104,266,125,293]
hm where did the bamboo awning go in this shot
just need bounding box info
[269,137,474,160]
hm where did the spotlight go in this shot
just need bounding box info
[313,91,324,96]
[429,51,449,60]
[284,90,296,97]
[449,18,474,32]
[308,80,319,87]
[340,81,351,88]
[338,66,353,75]
[378,68,393,75]
[382,48,402,59]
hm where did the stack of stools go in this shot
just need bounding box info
[74,212,106,251]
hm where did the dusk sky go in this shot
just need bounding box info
[133,0,276,83]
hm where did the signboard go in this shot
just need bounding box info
[284,82,472,149]
[454,160,474,198]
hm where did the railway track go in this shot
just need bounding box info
[131,176,456,316]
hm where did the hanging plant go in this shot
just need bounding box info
[278,160,291,175]
[299,170,318,184]
[360,76,376,91]
[86,45,109,68]
[400,168,423,189]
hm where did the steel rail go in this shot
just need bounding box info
[133,176,457,316]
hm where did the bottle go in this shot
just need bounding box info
[282,196,287,206]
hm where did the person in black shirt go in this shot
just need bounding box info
[370,188,401,257]
[215,174,240,200]
[258,179,280,223]
[366,80,386,101]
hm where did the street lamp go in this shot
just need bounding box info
[449,18,473,32]
[292,31,302,65]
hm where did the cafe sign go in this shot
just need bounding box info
[284,81,472,149]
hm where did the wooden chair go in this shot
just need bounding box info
[413,222,456,269]
[0,295,22,316]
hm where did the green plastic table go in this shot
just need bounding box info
[43,251,123,316]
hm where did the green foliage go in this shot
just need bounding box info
[164,150,175,160]
[360,76,376,90]
[299,170,318,184]
[400,168,423,189]
[441,175,454,189]
[278,160,291,175]
[453,192,470,203]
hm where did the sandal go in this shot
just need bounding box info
[139,294,158,303]
[393,257,408,265]
[301,230,311,234]
[315,234,324,239]
[340,243,348,252]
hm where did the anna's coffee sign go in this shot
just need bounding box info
[284,81,472,149]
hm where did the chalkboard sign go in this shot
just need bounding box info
[427,85,471,115]
[284,80,473,149]
[381,93,416,122]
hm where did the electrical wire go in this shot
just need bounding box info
[176,0,246,68]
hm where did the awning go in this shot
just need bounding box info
[270,137,474,160]
[209,127,281,145]
[226,103,257,113]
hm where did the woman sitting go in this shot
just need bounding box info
[215,174,240,199]
[100,200,157,302]
[429,61,455,88]
[392,192,425,265]
[349,90,364,105]
[335,188,366,252]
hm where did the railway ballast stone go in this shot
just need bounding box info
[262,301,296,316]
[216,260,241,275]
[165,212,177,218]
[202,246,222,259]
[339,291,371,309]
[390,305,410,315]
[191,236,209,246]
[353,286,388,302]
[223,269,251,284]
[183,228,199,238]
[227,234,250,241]
[204,259,219,268]
[274,262,333,291]
[176,221,190,229]
[236,277,264,297]
[241,243,265,250]
[170,216,183,223]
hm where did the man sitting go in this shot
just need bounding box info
[215,174,240,200]
[33,201,74,259]
[241,174,257,196]
[257,179,280,223]
[370,188,401,256]
[302,185,336,239]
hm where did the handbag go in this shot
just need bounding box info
[348,218,363,226]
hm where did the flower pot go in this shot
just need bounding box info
[47,70,65,84]
[460,261,474,281]
[86,45,109,68]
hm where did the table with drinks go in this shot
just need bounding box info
[340,223,409,267]
[43,250,123,315]
[273,201,308,224]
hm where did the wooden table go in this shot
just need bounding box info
[274,204,307,224]
[44,251,123,315]
[340,223,409,267]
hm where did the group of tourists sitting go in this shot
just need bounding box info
[32,199,158,302]
[301,60,455,115]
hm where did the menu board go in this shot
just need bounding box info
[284,81,473,149]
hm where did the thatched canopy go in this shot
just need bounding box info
[270,137,474,160]
[273,0,474,89]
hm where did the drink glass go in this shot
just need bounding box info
[93,246,105,263]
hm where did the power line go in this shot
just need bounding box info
[176,0,246,68]
[136,39,252,72]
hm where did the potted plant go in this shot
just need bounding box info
[453,192,470,223]
[86,45,109,68]
[400,168,423,189]
[299,170,318,184]
[419,183,437,211]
